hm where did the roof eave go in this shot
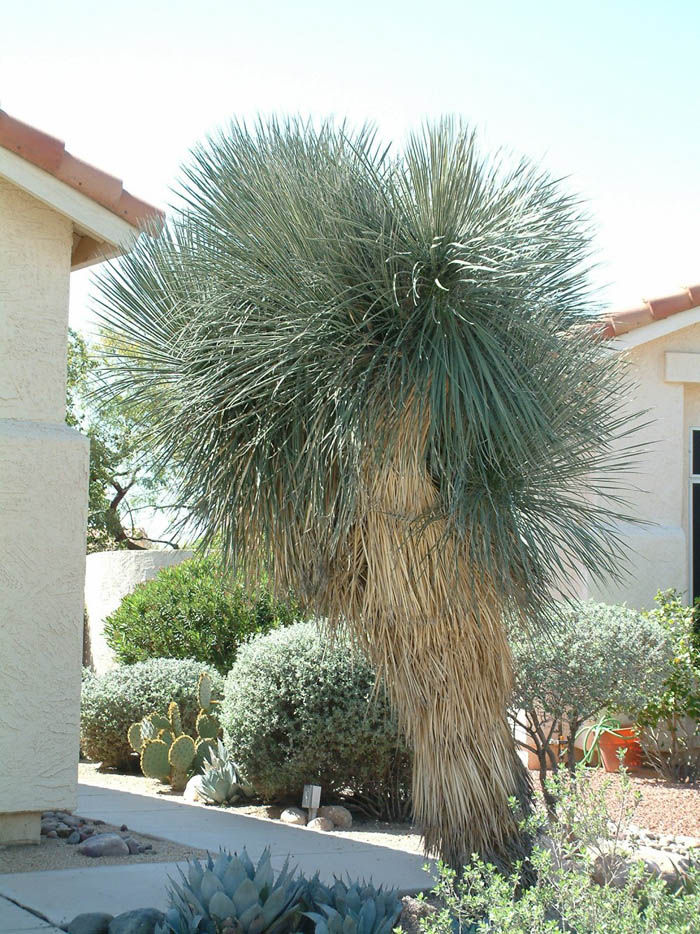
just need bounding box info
[0,145,148,270]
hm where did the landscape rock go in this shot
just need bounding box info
[79,833,130,858]
[280,807,307,826]
[67,831,81,844]
[108,908,164,934]
[41,819,59,834]
[46,830,58,838]
[307,817,334,832]
[56,823,73,838]
[318,805,353,829]
[125,837,142,854]
[183,774,205,803]
[65,912,114,934]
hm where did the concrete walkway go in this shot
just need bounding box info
[0,895,63,932]
[0,783,435,928]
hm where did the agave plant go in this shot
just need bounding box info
[202,738,232,773]
[304,878,402,934]
[95,117,642,867]
[160,848,305,934]
[200,758,251,805]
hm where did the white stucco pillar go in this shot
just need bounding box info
[0,179,89,843]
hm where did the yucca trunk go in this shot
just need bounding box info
[282,419,532,866]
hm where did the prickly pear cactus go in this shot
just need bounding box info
[140,717,156,742]
[196,711,219,740]
[194,737,217,771]
[197,672,212,710]
[169,734,196,792]
[141,739,171,781]
[128,722,144,752]
[158,729,174,747]
[169,734,196,770]
[168,701,183,737]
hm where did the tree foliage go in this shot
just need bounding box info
[66,327,173,552]
[104,555,303,673]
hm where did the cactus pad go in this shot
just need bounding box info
[196,711,219,740]
[168,701,183,737]
[157,729,174,747]
[169,734,196,771]
[140,717,156,741]
[198,672,213,710]
[195,737,217,771]
[140,739,170,780]
[128,722,143,752]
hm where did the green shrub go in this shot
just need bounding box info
[104,556,302,673]
[508,602,671,801]
[81,658,223,769]
[420,766,700,934]
[637,590,700,783]
[220,620,412,818]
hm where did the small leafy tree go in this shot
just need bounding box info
[637,590,700,783]
[509,602,671,807]
[66,328,173,552]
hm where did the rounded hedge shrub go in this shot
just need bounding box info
[221,620,412,818]
[103,556,302,674]
[81,658,224,769]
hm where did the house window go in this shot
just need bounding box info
[691,429,700,604]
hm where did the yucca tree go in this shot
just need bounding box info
[94,118,640,868]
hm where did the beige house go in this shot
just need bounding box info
[0,110,162,844]
[580,285,700,610]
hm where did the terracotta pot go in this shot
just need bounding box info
[598,727,643,772]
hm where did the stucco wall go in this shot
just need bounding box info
[84,549,193,673]
[0,178,71,422]
[0,421,89,813]
[586,325,700,608]
[0,177,89,830]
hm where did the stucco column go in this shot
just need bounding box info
[0,179,89,844]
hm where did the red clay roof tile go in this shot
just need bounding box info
[0,109,163,231]
[597,283,700,339]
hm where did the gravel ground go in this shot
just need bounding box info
[79,763,426,853]
[0,817,206,874]
[583,768,700,837]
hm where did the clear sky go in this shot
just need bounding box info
[3,0,699,334]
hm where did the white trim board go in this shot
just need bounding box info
[0,147,140,260]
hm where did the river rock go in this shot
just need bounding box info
[79,833,130,858]
[66,913,114,934]
[108,908,164,934]
[67,830,81,844]
[280,807,307,826]
[318,805,352,829]
[307,817,334,832]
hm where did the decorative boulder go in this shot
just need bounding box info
[183,774,205,803]
[307,817,334,832]
[78,833,130,858]
[108,908,165,934]
[318,805,352,829]
[65,914,114,934]
[280,806,307,826]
